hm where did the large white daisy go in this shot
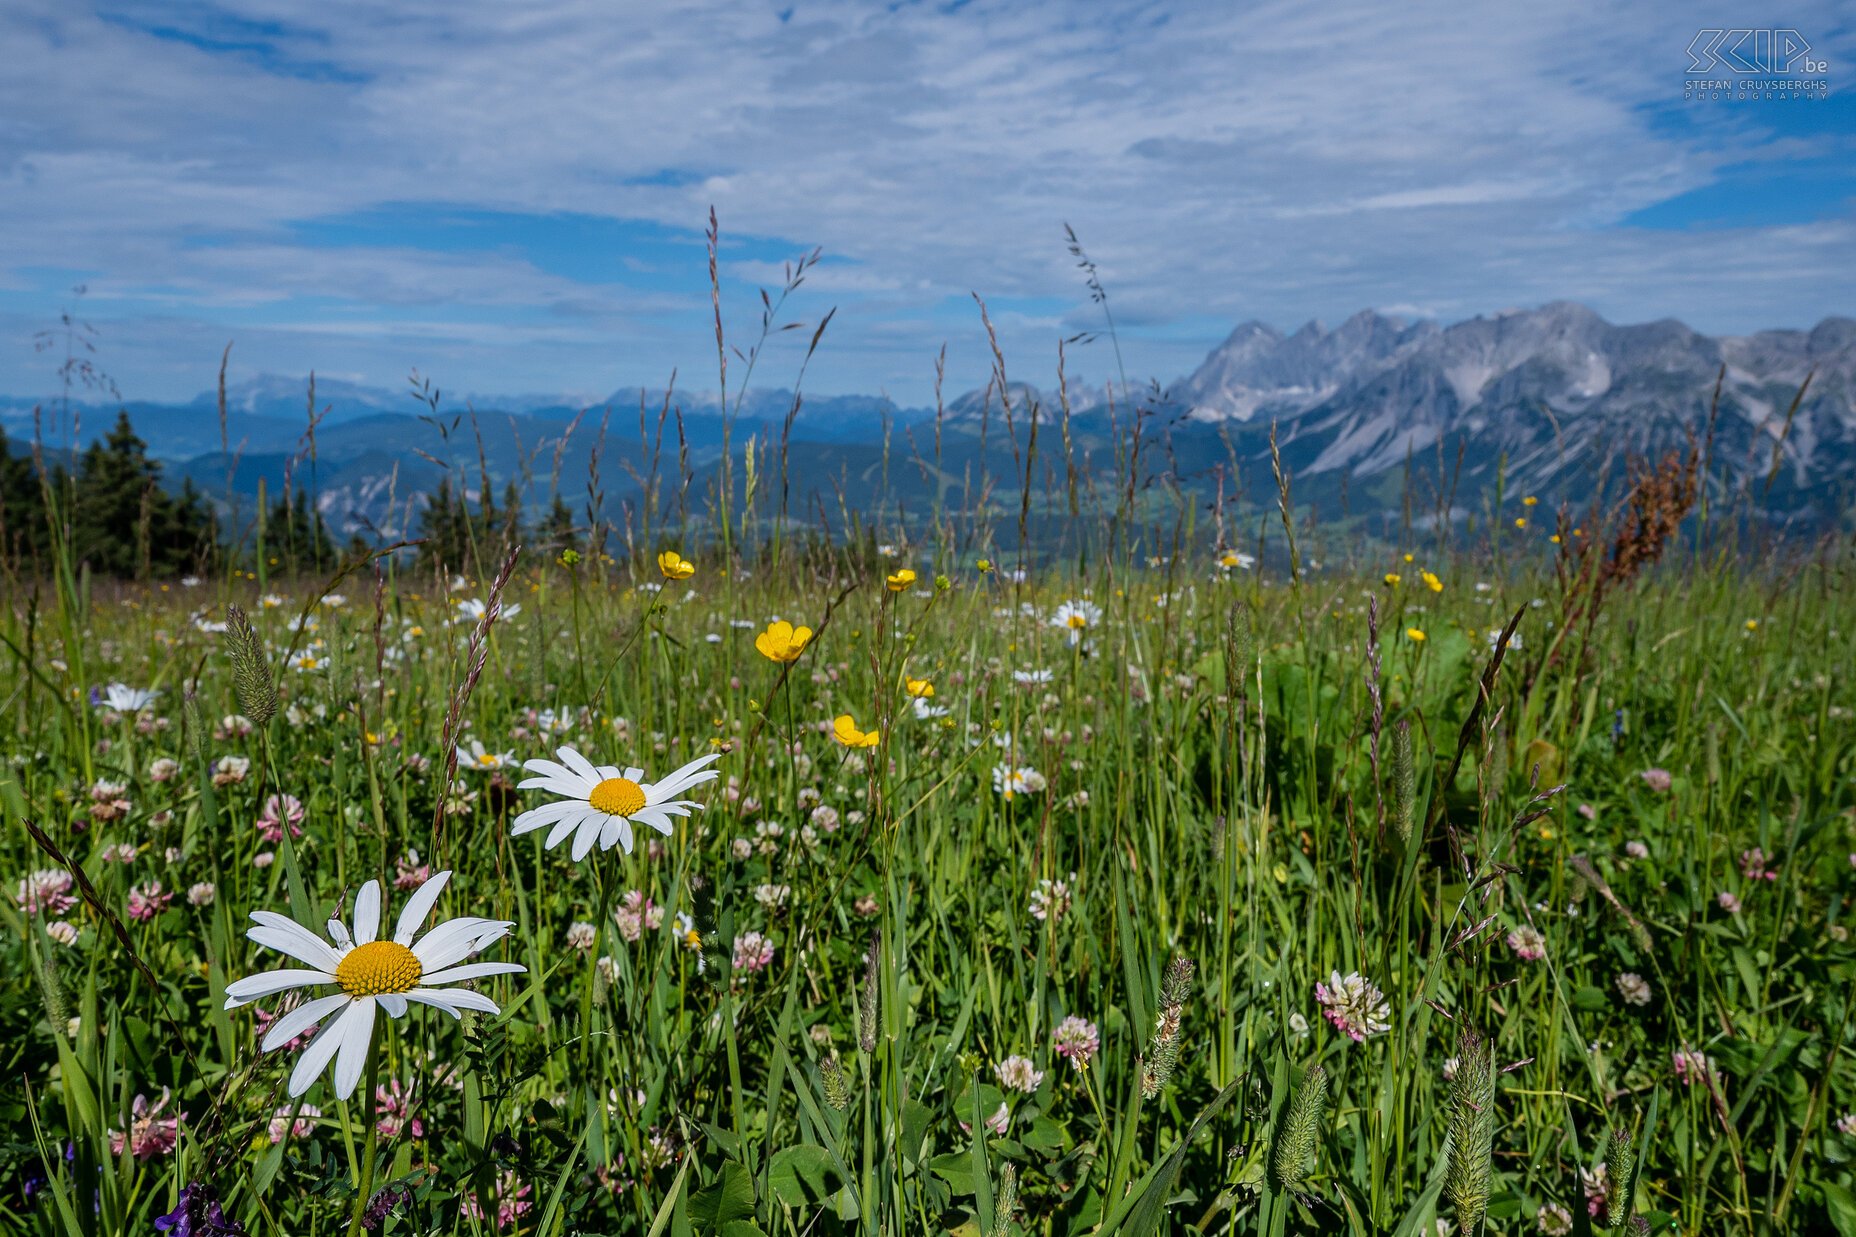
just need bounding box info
[512,745,722,860]
[223,872,524,1099]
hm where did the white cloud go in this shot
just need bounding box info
[2,0,1852,401]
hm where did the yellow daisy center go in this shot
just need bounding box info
[1067,615,1088,629]
[588,776,647,816]
[335,940,423,997]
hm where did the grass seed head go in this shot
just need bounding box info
[1392,719,1417,843]
[1605,1126,1635,1229]
[1272,1062,1327,1193]
[989,1162,1017,1237]
[1141,956,1194,1098]
[222,604,277,727]
[1446,1025,1497,1233]
[859,933,880,1056]
[819,1055,852,1110]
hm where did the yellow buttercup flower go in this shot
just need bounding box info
[1522,495,1538,506]
[1514,517,1527,529]
[886,568,917,592]
[904,677,934,698]
[1421,570,1443,593]
[1407,627,1427,642]
[1383,572,1401,586]
[755,620,812,664]
[832,714,880,748]
[657,550,695,580]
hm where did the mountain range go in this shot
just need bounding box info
[4,301,1850,540]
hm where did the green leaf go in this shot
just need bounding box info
[688,1161,758,1235]
[1019,1115,1065,1153]
[768,1144,842,1208]
[927,1150,977,1196]
[1824,1181,1856,1237]
[900,1099,936,1166]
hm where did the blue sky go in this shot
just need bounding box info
[2,0,1851,405]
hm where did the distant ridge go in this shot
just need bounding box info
[4,301,1850,534]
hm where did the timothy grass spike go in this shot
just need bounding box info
[1272,1062,1327,1193]
[221,603,277,727]
[1446,1025,1497,1234]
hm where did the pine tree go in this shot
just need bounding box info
[153,476,215,577]
[263,488,337,575]
[70,412,162,576]
[417,478,471,570]
[500,480,523,546]
[538,492,578,555]
[0,424,51,566]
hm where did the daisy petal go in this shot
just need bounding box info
[393,870,452,944]
[260,992,349,1051]
[512,800,585,837]
[225,968,336,1007]
[516,773,590,796]
[409,987,502,1016]
[377,993,408,1018]
[331,996,377,1100]
[570,814,602,862]
[545,808,593,850]
[248,911,344,970]
[288,1004,355,1097]
[352,881,382,945]
[631,809,678,837]
[649,752,724,797]
[403,989,467,1019]
[518,758,582,784]
[421,961,526,984]
[557,746,600,782]
[413,917,512,972]
[468,920,515,952]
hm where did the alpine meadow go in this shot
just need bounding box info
[4,286,1855,1237]
[3,4,1856,1231]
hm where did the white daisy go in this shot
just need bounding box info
[454,598,521,624]
[1051,600,1102,644]
[223,872,523,1100]
[992,764,1047,799]
[458,739,515,771]
[102,683,160,712]
[1217,550,1255,571]
[512,745,722,860]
